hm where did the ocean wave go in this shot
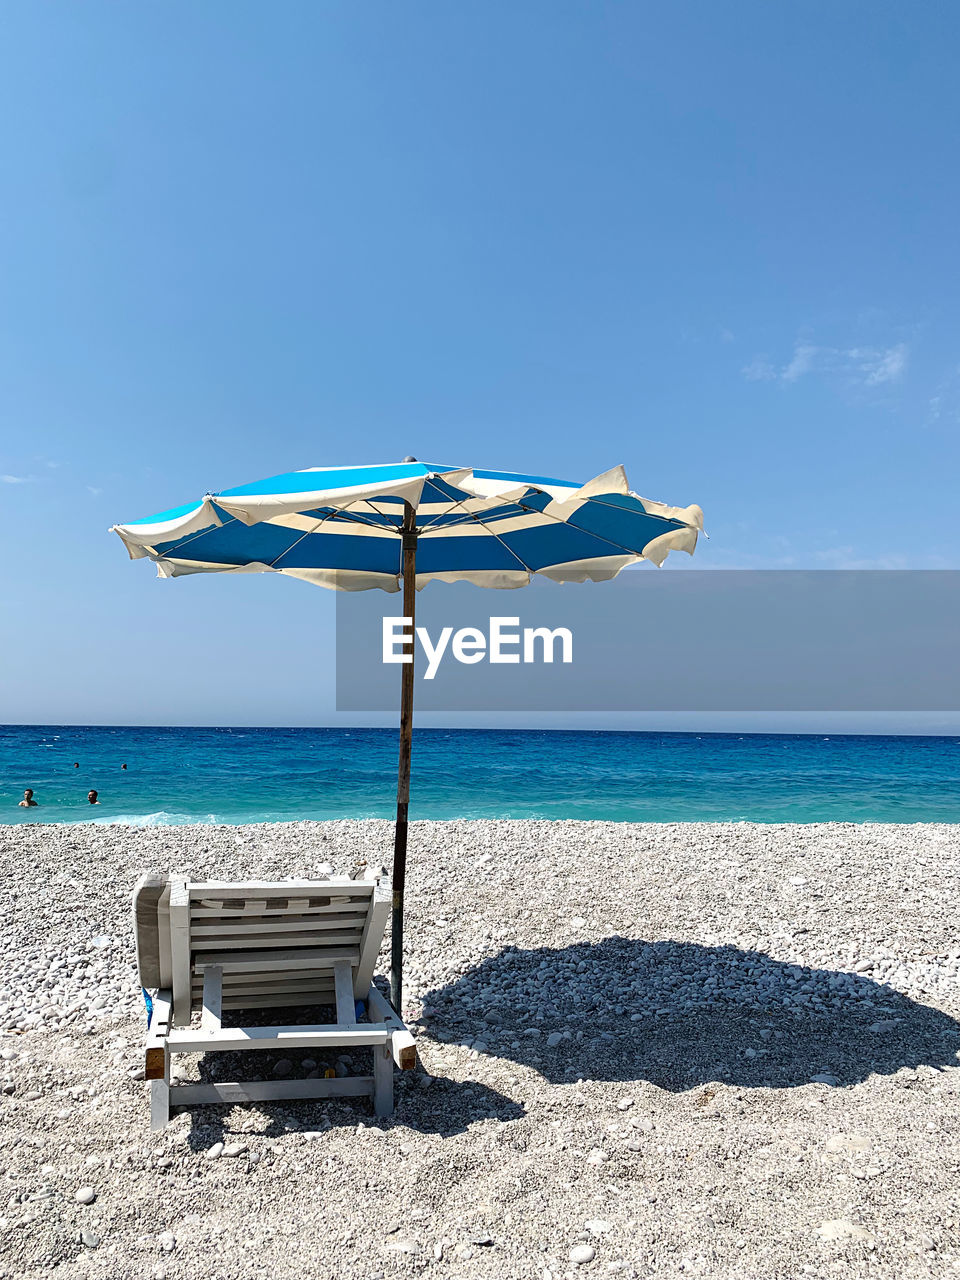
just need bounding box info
[80,811,223,827]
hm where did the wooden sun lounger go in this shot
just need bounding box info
[132,869,415,1129]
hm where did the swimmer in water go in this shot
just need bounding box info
[19,789,38,808]
[87,790,100,805]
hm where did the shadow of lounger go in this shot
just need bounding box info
[175,996,526,1143]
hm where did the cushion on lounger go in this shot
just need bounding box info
[132,871,169,991]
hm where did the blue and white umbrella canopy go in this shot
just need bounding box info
[112,460,703,592]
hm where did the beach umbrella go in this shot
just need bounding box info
[112,459,702,1008]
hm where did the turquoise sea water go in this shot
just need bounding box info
[1,725,958,824]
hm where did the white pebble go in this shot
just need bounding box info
[816,1219,873,1243]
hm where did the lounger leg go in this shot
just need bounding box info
[150,1049,170,1130]
[145,989,173,1130]
[373,1043,393,1117]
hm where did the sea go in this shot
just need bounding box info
[1,725,958,825]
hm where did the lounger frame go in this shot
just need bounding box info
[135,873,415,1129]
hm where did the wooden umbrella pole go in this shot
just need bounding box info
[390,500,417,1011]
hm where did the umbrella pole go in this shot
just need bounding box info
[390,501,417,1011]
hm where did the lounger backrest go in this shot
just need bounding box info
[133,873,391,1016]
[133,870,170,991]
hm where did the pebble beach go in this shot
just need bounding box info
[1,818,959,1280]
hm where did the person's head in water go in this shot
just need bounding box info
[121,763,127,770]
[87,790,99,805]
[19,789,38,807]
[73,762,79,768]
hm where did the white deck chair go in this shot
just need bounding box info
[132,869,415,1129]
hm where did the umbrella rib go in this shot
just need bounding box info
[265,513,339,569]
[464,514,537,576]
[415,475,534,532]
[418,494,652,563]
[417,492,651,575]
[268,506,397,568]
[575,493,690,528]
[418,497,530,534]
[477,501,651,573]
[158,506,348,568]
[518,499,661,562]
[417,500,472,532]
[414,487,479,532]
[429,484,691,533]
[355,498,404,531]
[332,503,400,532]
[155,512,240,558]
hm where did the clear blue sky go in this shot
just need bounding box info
[1,3,958,727]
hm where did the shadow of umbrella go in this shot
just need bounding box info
[421,938,960,1091]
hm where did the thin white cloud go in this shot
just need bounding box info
[742,340,908,388]
[87,486,103,497]
[813,545,953,569]
[707,543,955,570]
[847,343,907,384]
[741,356,777,382]
[781,343,818,382]
[1,474,30,484]
[815,546,909,569]
[926,362,960,424]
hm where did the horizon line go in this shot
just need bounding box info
[3,722,960,740]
